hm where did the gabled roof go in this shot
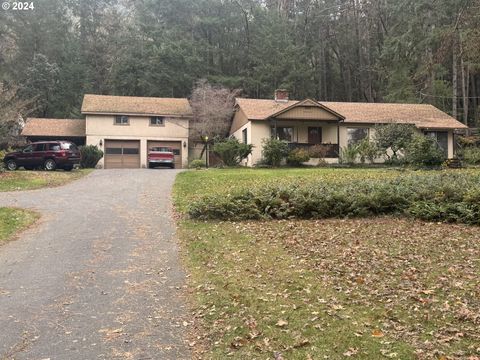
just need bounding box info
[81,94,192,117]
[235,98,297,120]
[270,98,345,120]
[22,118,86,137]
[235,98,468,129]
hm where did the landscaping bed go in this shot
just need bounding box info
[186,170,480,226]
[0,169,92,192]
[0,207,39,245]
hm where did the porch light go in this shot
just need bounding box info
[183,141,187,148]
[99,139,103,146]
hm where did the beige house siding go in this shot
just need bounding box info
[86,114,189,168]
[276,106,339,121]
[231,121,270,167]
[230,108,250,134]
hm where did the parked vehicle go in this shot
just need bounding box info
[3,141,81,171]
[148,146,175,169]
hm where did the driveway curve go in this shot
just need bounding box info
[0,169,191,359]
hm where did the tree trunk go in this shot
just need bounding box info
[452,34,458,119]
[461,56,469,125]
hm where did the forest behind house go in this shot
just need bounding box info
[0,0,479,126]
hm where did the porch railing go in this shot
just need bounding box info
[288,143,339,158]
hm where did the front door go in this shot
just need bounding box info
[308,127,322,144]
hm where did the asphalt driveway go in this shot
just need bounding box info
[0,170,191,359]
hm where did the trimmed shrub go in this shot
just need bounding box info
[461,147,480,165]
[189,159,205,169]
[308,144,328,158]
[212,137,253,166]
[357,139,379,164]
[405,135,445,167]
[187,172,480,225]
[373,123,415,161]
[339,145,358,164]
[261,138,290,167]
[287,148,310,166]
[79,145,104,168]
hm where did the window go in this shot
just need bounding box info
[172,149,180,156]
[49,143,61,151]
[150,116,165,126]
[60,143,78,150]
[114,115,129,125]
[33,143,46,151]
[271,126,294,142]
[105,147,122,155]
[23,145,33,153]
[242,128,248,144]
[347,128,368,145]
[424,131,448,156]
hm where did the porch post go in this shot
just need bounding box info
[337,122,340,156]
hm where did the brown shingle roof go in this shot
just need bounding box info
[81,94,192,117]
[22,118,86,137]
[236,98,468,129]
[322,102,467,129]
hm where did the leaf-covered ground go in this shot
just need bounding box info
[179,218,480,359]
[0,169,92,192]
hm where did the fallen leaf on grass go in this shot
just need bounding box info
[343,348,358,357]
[372,329,384,337]
[276,319,288,327]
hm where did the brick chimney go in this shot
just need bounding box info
[274,89,289,102]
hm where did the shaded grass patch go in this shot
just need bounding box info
[0,169,92,192]
[0,207,39,244]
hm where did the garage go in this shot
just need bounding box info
[104,140,140,169]
[147,140,183,169]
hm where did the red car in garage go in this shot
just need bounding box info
[147,146,175,169]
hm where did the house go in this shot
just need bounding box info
[24,94,192,169]
[21,91,468,168]
[230,90,468,166]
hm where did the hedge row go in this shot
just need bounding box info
[188,173,480,225]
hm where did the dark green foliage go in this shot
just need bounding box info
[405,135,445,167]
[339,145,359,164]
[287,148,310,166]
[261,139,290,167]
[188,173,480,225]
[212,138,253,166]
[2,0,479,124]
[357,139,379,164]
[460,147,480,165]
[79,145,103,168]
[189,159,206,169]
[373,124,416,161]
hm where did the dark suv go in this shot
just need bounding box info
[4,141,81,171]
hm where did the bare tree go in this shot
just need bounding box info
[189,79,239,142]
[0,83,34,148]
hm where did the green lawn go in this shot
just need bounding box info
[174,168,480,359]
[0,169,92,192]
[0,208,39,245]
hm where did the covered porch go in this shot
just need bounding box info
[270,120,341,158]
